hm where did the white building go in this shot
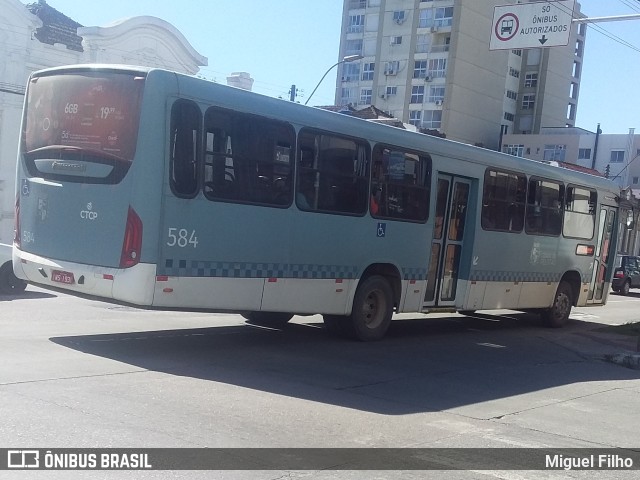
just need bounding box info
[0,0,207,243]
[502,126,640,255]
[502,127,640,189]
[336,0,585,149]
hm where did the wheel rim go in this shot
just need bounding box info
[360,289,386,330]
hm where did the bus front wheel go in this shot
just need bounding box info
[242,312,293,329]
[541,281,573,328]
[346,275,394,341]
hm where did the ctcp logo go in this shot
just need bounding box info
[80,202,99,220]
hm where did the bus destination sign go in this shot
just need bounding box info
[489,1,575,50]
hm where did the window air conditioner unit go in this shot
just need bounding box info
[395,18,405,25]
[380,93,387,99]
[384,69,397,76]
[435,100,443,106]
[431,26,439,33]
[424,75,432,82]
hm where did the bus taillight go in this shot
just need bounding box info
[14,195,20,248]
[120,206,143,268]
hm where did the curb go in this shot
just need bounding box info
[602,353,640,370]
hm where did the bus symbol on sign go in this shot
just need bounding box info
[495,13,519,42]
[501,19,514,35]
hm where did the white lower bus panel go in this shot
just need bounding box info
[261,277,355,315]
[153,276,355,315]
[153,276,264,311]
[464,280,558,311]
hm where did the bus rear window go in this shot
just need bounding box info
[24,71,145,163]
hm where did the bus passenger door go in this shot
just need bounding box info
[587,206,616,304]
[424,175,471,308]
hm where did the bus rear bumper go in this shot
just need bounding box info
[13,248,156,306]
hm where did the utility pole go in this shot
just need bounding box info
[289,85,298,102]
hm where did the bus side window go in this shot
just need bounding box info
[481,169,525,232]
[563,186,596,239]
[370,145,431,223]
[204,128,237,199]
[525,178,563,236]
[249,123,293,206]
[170,100,201,197]
[296,145,318,210]
[203,107,294,206]
[296,129,369,215]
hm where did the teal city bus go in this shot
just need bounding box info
[13,65,620,340]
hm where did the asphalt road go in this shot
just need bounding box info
[1,286,640,479]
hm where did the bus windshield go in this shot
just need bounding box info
[24,71,145,164]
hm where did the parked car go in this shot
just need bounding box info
[611,254,640,295]
[0,243,27,294]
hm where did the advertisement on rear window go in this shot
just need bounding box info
[25,72,145,162]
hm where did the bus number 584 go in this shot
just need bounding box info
[167,228,199,248]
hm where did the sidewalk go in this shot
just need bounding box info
[556,322,640,370]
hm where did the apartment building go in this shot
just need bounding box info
[336,0,585,149]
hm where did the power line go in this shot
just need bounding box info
[618,0,640,14]
[547,0,640,54]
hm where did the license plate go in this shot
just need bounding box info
[51,270,75,285]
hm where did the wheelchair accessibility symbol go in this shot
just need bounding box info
[377,222,386,238]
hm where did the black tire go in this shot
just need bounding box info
[345,275,394,341]
[541,281,573,328]
[242,312,293,328]
[621,280,631,296]
[0,262,27,295]
[458,310,476,316]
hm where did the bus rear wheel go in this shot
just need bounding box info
[242,312,293,328]
[541,281,573,328]
[345,275,394,341]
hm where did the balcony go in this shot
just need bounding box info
[430,44,450,53]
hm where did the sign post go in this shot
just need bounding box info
[489,1,575,50]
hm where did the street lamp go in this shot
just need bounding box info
[304,54,364,106]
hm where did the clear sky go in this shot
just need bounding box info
[31,0,640,135]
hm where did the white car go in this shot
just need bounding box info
[0,243,27,294]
